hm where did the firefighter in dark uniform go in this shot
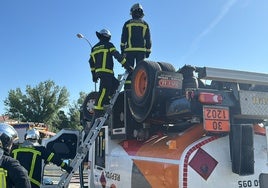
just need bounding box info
[88,29,130,129]
[121,3,152,88]
[0,123,31,188]
[12,128,72,188]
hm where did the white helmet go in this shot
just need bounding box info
[96,29,111,39]
[130,3,143,14]
[25,128,40,141]
[0,123,19,153]
[130,3,144,18]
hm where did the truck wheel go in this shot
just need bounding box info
[131,61,161,107]
[157,62,176,72]
[130,61,161,122]
[80,91,98,124]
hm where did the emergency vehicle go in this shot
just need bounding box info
[11,122,55,143]
[42,61,268,188]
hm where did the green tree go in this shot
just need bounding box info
[50,110,69,132]
[67,91,88,130]
[4,80,69,125]
[49,91,87,131]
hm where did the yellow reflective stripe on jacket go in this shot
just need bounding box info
[91,48,114,74]
[124,47,146,52]
[95,68,113,74]
[126,22,148,51]
[12,151,18,159]
[60,162,65,168]
[12,148,42,186]
[121,58,126,65]
[0,168,7,188]
[109,47,116,52]
[30,177,41,187]
[47,153,54,162]
[29,152,39,181]
[91,48,109,66]
[125,80,132,85]
[126,22,148,38]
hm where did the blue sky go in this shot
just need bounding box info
[1,0,268,115]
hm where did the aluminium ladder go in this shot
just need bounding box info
[41,71,129,188]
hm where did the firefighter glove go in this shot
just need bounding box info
[123,63,133,74]
[145,51,150,58]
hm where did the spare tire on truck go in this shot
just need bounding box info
[129,61,162,122]
[80,91,98,127]
[131,61,162,107]
[129,61,182,124]
[157,61,176,72]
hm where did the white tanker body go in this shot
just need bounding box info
[87,123,267,188]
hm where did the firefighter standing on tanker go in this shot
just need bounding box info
[88,29,131,127]
[12,128,72,188]
[121,3,152,88]
[0,123,31,188]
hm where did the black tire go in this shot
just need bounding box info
[131,61,161,107]
[157,62,176,72]
[129,61,161,123]
[80,91,98,124]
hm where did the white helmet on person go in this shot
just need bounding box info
[0,123,19,154]
[96,29,112,40]
[25,128,40,141]
[130,3,144,18]
[130,3,143,13]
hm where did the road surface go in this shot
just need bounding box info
[43,163,88,188]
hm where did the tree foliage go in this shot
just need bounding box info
[4,80,69,125]
[67,91,87,130]
[52,92,87,131]
[4,80,90,132]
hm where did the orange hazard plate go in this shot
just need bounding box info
[203,106,230,133]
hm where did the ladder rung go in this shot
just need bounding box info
[56,71,129,187]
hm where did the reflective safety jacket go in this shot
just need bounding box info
[121,18,152,53]
[12,144,68,188]
[0,154,31,188]
[0,167,6,188]
[89,41,126,76]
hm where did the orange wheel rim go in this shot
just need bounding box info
[134,69,148,97]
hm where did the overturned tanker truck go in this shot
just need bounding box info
[44,61,268,188]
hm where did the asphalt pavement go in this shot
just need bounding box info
[43,163,88,188]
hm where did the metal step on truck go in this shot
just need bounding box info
[42,61,268,188]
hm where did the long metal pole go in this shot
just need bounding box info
[76,33,93,48]
[76,33,97,92]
